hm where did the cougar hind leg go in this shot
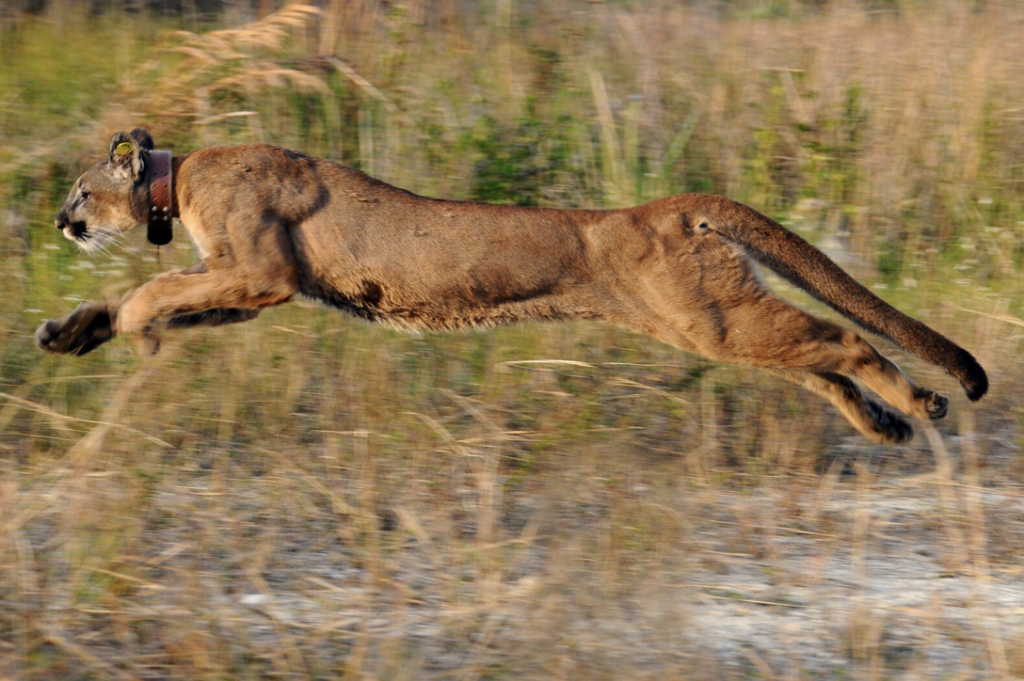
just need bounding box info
[835,331,948,423]
[717,296,948,427]
[634,286,946,441]
[766,368,913,444]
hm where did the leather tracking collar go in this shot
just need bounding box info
[148,149,174,246]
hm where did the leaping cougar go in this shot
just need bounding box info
[36,128,988,444]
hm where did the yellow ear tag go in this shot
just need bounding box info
[115,142,134,156]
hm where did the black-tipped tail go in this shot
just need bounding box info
[956,348,988,401]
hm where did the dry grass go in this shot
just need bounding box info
[1,1,1024,678]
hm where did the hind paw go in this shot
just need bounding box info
[911,387,949,421]
[924,393,948,420]
[866,400,914,444]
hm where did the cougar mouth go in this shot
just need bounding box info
[63,221,111,253]
[64,220,88,240]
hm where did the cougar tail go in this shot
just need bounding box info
[707,199,988,401]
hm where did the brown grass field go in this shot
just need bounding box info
[1,1,1024,678]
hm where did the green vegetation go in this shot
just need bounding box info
[1,2,1023,678]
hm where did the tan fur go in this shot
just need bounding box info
[38,129,988,444]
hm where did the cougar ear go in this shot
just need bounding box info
[129,127,155,151]
[107,131,147,183]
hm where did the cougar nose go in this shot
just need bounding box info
[55,208,68,230]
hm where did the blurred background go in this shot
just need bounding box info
[2,0,1024,678]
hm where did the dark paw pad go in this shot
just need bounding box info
[887,414,914,444]
[924,393,948,421]
[35,303,113,356]
[867,400,913,444]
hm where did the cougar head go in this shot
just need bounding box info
[54,127,155,252]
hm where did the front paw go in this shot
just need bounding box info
[35,302,113,356]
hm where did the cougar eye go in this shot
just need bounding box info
[81,191,90,200]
